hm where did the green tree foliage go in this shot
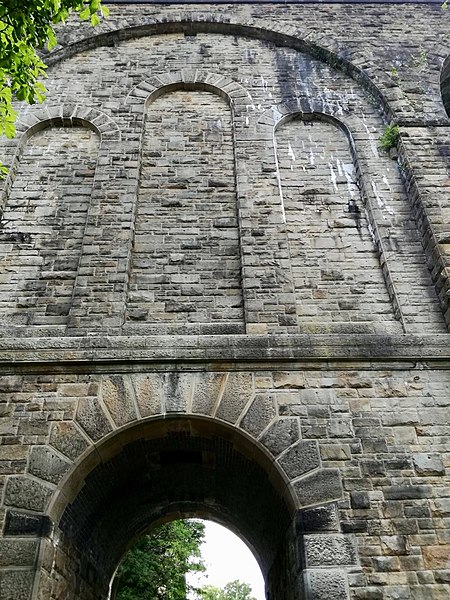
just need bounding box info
[114,520,206,600]
[0,1,108,175]
[198,580,257,600]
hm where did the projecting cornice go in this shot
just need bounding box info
[0,335,448,373]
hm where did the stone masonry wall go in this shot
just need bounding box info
[127,89,243,330]
[277,116,398,329]
[1,26,446,334]
[0,127,99,328]
[0,348,450,599]
[0,3,450,600]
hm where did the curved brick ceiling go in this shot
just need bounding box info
[58,417,294,583]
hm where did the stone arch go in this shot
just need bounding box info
[253,100,447,334]
[271,106,404,332]
[1,104,119,198]
[1,103,120,183]
[0,112,110,330]
[2,371,355,600]
[0,105,123,334]
[125,70,253,111]
[124,72,247,334]
[44,15,406,120]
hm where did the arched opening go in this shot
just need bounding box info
[41,416,298,600]
[111,517,266,599]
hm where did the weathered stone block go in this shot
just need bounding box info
[412,453,445,476]
[101,376,137,426]
[380,535,409,556]
[133,373,163,417]
[4,510,51,537]
[240,393,276,437]
[28,446,71,484]
[304,568,349,600]
[294,469,343,507]
[163,372,193,412]
[76,398,113,441]
[298,504,340,533]
[260,418,300,457]
[0,539,38,567]
[4,476,53,512]
[304,534,358,566]
[190,373,224,415]
[350,491,370,509]
[49,421,89,461]
[422,545,450,569]
[278,440,320,479]
[0,569,34,600]
[216,372,253,423]
[273,372,306,389]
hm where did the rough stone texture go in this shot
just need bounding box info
[0,570,34,600]
[294,468,344,507]
[0,362,449,599]
[191,372,226,415]
[304,533,358,567]
[279,116,399,332]
[0,127,98,329]
[299,503,340,533]
[259,417,300,457]
[76,397,113,441]
[163,372,193,412]
[305,568,349,600]
[127,90,243,333]
[278,440,321,479]
[0,539,38,567]
[4,476,54,512]
[216,372,254,423]
[239,393,276,437]
[0,2,450,599]
[132,373,163,417]
[413,453,445,476]
[4,510,51,537]
[49,421,90,461]
[28,446,71,484]
[101,376,137,426]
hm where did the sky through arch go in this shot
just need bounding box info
[187,520,265,600]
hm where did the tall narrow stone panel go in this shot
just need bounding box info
[0,126,98,328]
[127,89,243,331]
[277,116,400,332]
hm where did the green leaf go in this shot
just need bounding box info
[46,27,57,50]
[79,7,90,20]
[0,1,108,142]
[5,121,16,138]
[90,13,100,26]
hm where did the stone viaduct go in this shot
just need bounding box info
[1,1,450,598]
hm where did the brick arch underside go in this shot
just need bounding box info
[54,417,293,600]
[441,56,450,119]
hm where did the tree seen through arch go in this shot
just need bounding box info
[113,519,261,600]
